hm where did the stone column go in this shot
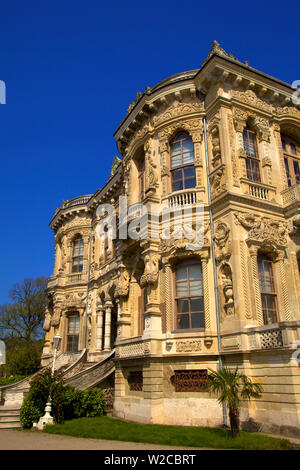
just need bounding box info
[201,253,211,330]
[274,251,291,322]
[191,128,204,191]
[249,246,263,325]
[158,138,170,196]
[164,261,173,332]
[141,243,162,340]
[103,300,112,351]
[95,304,104,351]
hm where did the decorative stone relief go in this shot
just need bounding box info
[227,114,240,187]
[234,212,287,250]
[287,215,300,237]
[153,101,204,127]
[220,263,235,317]
[221,336,240,350]
[209,165,226,198]
[176,340,202,352]
[157,119,203,141]
[214,221,231,263]
[144,138,158,194]
[42,308,51,332]
[115,267,130,297]
[140,253,160,286]
[210,125,222,168]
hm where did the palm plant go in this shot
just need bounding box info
[207,367,263,437]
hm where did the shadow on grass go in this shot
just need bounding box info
[43,416,295,450]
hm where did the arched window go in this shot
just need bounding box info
[281,134,300,187]
[243,126,260,182]
[67,312,80,352]
[174,260,204,330]
[170,134,196,192]
[72,236,84,273]
[257,253,278,325]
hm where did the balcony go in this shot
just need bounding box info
[63,196,91,208]
[221,322,300,352]
[68,273,83,283]
[240,178,276,202]
[163,188,203,208]
[281,184,300,207]
[50,194,93,231]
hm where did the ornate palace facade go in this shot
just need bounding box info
[42,41,300,437]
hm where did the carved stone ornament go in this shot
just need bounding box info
[160,222,210,257]
[209,165,226,197]
[176,340,202,352]
[210,126,222,168]
[145,139,158,192]
[220,263,235,317]
[140,253,160,287]
[214,221,231,263]
[234,212,287,250]
[287,215,300,237]
[42,309,51,332]
[157,119,203,141]
[62,292,87,310]
[153,101,204,127]
[115,267,130,297]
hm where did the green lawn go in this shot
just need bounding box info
[43,416,296,450]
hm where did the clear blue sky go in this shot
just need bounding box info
[0,0,299,303]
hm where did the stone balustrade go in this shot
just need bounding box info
[281,184,300,207]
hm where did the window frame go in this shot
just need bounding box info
[243,126,261,182]
[281,134,300,187]
[137,157,145,202]
[72,236,84,273]
[66,312,80,353]
[173,259,205,331]
[170,133,196,192]
[257,253,278,325]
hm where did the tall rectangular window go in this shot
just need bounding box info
[67,313,80,352]
[175,260,205,330]
[72,236,84,273]
[171,134,196,192]
[243,127,260,182]
[282,134,300,187]
[258,254,278,325]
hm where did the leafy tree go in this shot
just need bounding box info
[0,277,47,341]
[207,367,263,437]
[5,338,43,376]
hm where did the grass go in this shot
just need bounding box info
[43,416,296,450]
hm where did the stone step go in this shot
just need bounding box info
[0,415,20,423]
[0,421,21,429]
[0,406,21,429]
[0,409,20,416]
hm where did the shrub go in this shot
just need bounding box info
[80,388,106,417]
[20,367,65,428]
[19,368,106,428]
[20,396,43,429]
[61,385,84,420]
[4,339,43,376]
[0,375,26,386]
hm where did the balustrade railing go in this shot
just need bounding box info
[167,189,197,208]
[64,195,91,208]
[281,184,300,206]
[248,182,269,200]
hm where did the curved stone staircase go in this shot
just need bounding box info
[0,349,115,429]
